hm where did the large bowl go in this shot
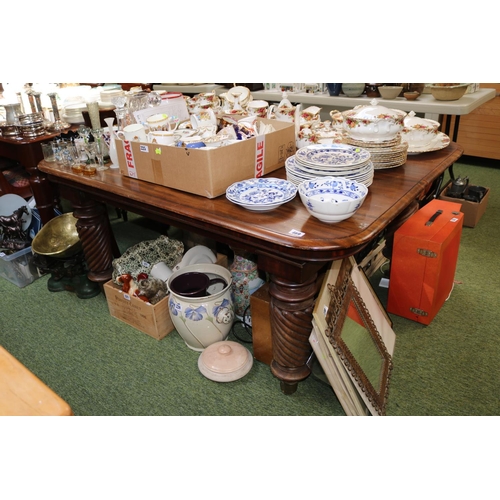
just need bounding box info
[429,84,468,101]
[342,99,406,142]
[32,212,82,259]
[298,177,368,223]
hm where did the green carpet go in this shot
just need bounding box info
[0,156,498,416]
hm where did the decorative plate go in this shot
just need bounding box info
[226,178,297,210]
[295,144,371,169]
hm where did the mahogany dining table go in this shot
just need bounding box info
[37,142,464,394]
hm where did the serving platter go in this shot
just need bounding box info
[407,132,451,155]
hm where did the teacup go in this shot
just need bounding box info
[190,108,217,130]
[148,130,177,145]
[198,92,220,107]
[247,100,269,118]
[176,135,205,148]
[146,113,170,131]
[116,124,147,142]
[150,262,173,281]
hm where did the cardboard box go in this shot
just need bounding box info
[439,182,490,228]
[104,253,229,340]
[115,118,296,198]
[104,280,174,340]
[0,246,41,288]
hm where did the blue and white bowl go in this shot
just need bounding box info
[298,177,368,223]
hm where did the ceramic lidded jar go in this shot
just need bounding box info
[400,110,440,148]
[342,99,407,142]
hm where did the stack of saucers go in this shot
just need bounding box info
[345,134,408,170]
[285,143,374,187]
[226,177,297,212]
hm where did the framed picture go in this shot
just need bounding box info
[311,256,396,416]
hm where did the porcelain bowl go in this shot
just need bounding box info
[298,177,368,223]
[378,86,403,100]
[342,99,406,142]
[429,84,468,101]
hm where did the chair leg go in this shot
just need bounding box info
[115,208,128,221]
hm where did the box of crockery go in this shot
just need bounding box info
[103,253,228,340]
[104,280,174,341]
[114,118,296,198]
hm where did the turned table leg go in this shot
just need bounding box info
[268,273,318,395]
[71,197,116,285]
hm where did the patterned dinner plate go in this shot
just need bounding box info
[295,143,371,169]
[226,177,297,209]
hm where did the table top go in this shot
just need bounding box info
[249,88,496,115]
[38,143,463,271]
[0,127,73,146]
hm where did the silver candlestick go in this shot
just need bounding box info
[47,92,70,132]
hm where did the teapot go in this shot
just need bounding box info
[447,176,469,198]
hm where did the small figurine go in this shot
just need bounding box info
[137,277,168,305]
[0,205,30,250]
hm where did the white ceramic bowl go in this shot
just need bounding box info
[298,177,368,223]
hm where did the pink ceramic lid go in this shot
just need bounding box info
[198,341,253,382]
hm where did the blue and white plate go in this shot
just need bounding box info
[226,178,297,211]
[295,143,371,169]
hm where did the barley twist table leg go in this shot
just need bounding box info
[268,274,318,395]
[72,200,115,284]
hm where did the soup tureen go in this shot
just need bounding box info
[342,99,406,142]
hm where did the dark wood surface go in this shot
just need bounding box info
[36,142,463,393]
[37,143,463,267]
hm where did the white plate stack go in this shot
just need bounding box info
[285,144,374,187]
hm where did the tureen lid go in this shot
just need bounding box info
[344,98,406,119]
[403,110,440,128]
[198,341,253,382]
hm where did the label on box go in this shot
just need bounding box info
[121,140,138,178]
[255,134,265,178]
